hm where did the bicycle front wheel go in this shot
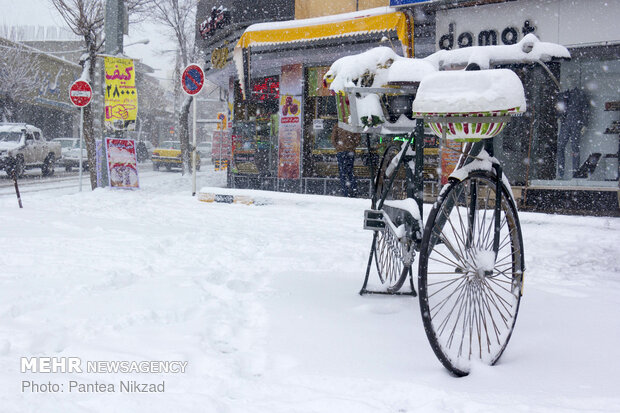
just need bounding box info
[418,170,524,376]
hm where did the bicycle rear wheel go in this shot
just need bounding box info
[418,170,524,376]
[372,144,410,291]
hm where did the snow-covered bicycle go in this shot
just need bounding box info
[324,35,569,376]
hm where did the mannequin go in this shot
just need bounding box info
[557,83,589,178]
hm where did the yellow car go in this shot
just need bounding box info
[152,140,200,171]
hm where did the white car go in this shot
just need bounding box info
[62,145,89,172]
[0,123,61,177]
[52,138,79,160]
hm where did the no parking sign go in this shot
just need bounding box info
[181,64,205,96]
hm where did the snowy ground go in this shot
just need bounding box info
[1,165,619,412]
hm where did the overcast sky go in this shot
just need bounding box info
[0,0,177,81]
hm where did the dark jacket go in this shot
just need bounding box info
[330,126,361,152]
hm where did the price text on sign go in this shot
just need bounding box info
[69,80,92,107]
[181,64,205,96]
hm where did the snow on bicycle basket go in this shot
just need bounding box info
[412,69,526,141]
[324,47,435,132]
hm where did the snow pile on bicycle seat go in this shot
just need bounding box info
[411,69,526,114]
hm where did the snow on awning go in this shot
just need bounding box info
[233,7,414,98]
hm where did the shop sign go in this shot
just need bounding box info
[251,76,279,103]
[199,6,231,40]
[104,56,138,131]
[313,119,324,130]
[438,20,536,50]
[211,46,229,69]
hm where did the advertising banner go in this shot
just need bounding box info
[440,140,462,186]
[212,130,232,168]
[104,57,138,131]
[105,138,140,189]
[278,94,302,179]
[278,64,303,179]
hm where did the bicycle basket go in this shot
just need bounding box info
[412,69,526,142]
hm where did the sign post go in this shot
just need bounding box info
[69,80,93,192]
[181,64,205,196]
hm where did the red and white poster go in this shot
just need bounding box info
[212,130,232,162]
[440,140,462,186]
[278,94,302,179]
[278,64,303,179]
[105,138,140,189]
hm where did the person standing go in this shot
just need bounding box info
[331,125,361,197]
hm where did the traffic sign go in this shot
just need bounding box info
[181,64,205,96]
[69,80,92,107]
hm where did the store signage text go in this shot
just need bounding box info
[439,20,536,50]
[211,46,229,69]
[199,6,231,40]
[252,76,279,103]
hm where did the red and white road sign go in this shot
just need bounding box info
[181,64,205,96]
[69,80,92,107]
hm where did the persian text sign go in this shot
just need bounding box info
[278,94,302,179]
[105,138,139,189]
[104,57,138,131]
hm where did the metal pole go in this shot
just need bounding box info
[79,107,84,192]
[192,96,197,196]
[13,173,23,208]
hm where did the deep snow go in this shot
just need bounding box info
[1,166,619,412]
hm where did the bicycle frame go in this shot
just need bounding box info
[361,115,523,295]
[360,119,424,296]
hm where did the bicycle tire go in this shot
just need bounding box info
[418,170,524,376]
[371,144,410,291]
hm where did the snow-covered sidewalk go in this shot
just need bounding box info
[1,168,619,412]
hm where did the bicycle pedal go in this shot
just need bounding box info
[364,209,386,231]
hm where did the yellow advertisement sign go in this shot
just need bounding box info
[104,57,138,131]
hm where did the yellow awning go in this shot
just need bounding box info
[236,10,413,58]
[233,8,414,98]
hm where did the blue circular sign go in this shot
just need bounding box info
[181,64,205,95]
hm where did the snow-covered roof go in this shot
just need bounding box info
[244,7,398,34]
[233,7,413,98]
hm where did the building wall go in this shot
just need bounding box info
[295,0,389,19]
[0,37,81,138]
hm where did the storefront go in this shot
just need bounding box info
[228,7,416,194]
[0,38,81,139]
[425,0,620,213]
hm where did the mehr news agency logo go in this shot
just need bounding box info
[20,357,188,393]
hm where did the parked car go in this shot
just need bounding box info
[196,142,213,163]
[0,123,61,177]
[152,141,200,171]
[62,146,89,172]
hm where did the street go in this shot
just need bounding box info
[0,164,618,412]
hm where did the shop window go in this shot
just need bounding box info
[553,57,619,184]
